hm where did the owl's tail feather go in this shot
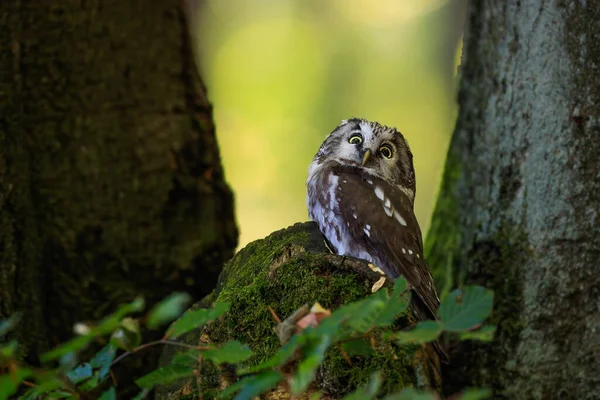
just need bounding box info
[412,344,443,391]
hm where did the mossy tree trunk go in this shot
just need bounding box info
[426,1,600,399]
[0,0,236,372]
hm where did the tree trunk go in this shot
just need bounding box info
[426,1,600,399]
[0,0,237,369]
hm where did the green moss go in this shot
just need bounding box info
[425,150,462,292]
[157,222,439,399]
[443,222,529,397]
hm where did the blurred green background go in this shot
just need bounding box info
[194,0,463,248]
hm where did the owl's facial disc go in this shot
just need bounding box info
[310,118,415,192]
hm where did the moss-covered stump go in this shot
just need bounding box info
[156,222,441,399]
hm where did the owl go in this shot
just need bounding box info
[306,118,444,345]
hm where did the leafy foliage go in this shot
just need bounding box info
[440,286,494,332]
[342,372,382,400]
[391,320,444,344]
[168,302,230,338]
[135,364,194,390]
[40,297,145,363]
[0,278,494,399]
[146,292,193,330]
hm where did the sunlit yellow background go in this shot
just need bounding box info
[195,0,462,248]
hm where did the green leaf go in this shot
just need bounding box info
[20,372,65,399]
[135,364,193,389]
[392,276,409,295]
[168,302,229,339]
[459,325,496,342]
[78,375,100,391]
[312,295,376,338]
[345,296,386,333]
[310,391,323,400]
[131,389,150,400]
[341,338,374,357]
[90,344,117,380]
[383,387,437,400]
[110,318,142,351]
[291,335,330,395]
[43,390,72,399]
[147,292,192,329]
[171,341,253,367]
[238,333,305,374]
[392,321,443,344]
[342,372,381,400]
[41,336,88,364]
[203,340,253,364]
[97,297,145,331]
[171,350,201,367]
[0,313,21,336]
[0,368,33,400]
[216,371,281,400]
[78,375,100,392]
[21,388,42,400]
[373,287,410,328]
[66,362,93,384]
[457,388,492,400]
[41,297,145,363]
[59,351,78,369]
[0,340,19,359]
[440,286,494,332]
[99,386,117,400]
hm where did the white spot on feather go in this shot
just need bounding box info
[402,248,406,254]
[394,210,407,226]
[384,198,391,208]
[374,186,384,200]
[352,213,357,219]
[371,276,386,292]
[384,205,394,217]
[363,227,370,237]
[408,249,413,255]
[328,174,339,211]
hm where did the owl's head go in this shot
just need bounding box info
[311,118,416,197]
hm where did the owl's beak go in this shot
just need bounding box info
[362,150,371,166]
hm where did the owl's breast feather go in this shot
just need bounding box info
[307,164,376,265]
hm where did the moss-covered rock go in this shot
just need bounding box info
[157,222,441,399]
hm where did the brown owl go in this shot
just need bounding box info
[306,118,446,360]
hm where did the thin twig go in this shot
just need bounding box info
[267,306,281,324]
[162,328,174,341]
[109,369,118,386]
[339,345,352,367]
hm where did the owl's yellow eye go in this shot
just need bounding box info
[379,144,393,159]
[348,134,363,145]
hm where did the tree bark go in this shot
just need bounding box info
[0,0,236,369]
[426,1,600,399]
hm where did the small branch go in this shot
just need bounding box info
[162,328,174,341]
[109,369,118,386]
[339,345,352,366]
[267,306,281,324]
